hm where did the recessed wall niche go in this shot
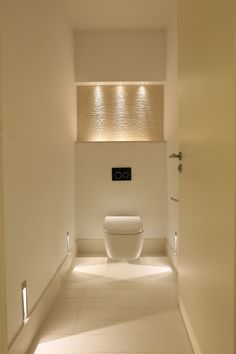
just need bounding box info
[77,84,164,142]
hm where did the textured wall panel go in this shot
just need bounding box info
[77,85,164,142]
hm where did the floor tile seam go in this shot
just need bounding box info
[52,307,83,309]
[75,318,178,321]
[60,288,87,293]
[39,318,77,326]
[79,307,179,309]
[57,296,84,299]
[82,296,178,299]
[70,333,188,336]
[80,301,178,304]
[83,287,178,290]
[69,333,186,336]
[74,317,176,322]
[79,298,178,309]
[73,319,181,322]
[76,300,86,319]
[58,289,87,299]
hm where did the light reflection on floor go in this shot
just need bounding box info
[28,257,194,354]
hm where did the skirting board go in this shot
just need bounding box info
[179,297,201,354]
[8,243,78,354]
[166,240,178,272]
[77,239,166,256]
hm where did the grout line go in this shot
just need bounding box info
[30,257,191,353]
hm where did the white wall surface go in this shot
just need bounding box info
[178,1,236,353]
[164,10,178,268]
[1,0,76,345]
[75,30,166,82]
[76,142,167,241]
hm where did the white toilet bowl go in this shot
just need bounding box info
[104,216,144,260]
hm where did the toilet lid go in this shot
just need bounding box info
[104,216,143,235]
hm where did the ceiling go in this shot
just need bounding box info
[64,0,175,31]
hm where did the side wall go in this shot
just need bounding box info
[1,0,76,346]
[164,10,178,270]
[75,30,166,82]
[76,142,167,251]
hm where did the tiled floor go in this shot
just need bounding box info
[28,257,194,354]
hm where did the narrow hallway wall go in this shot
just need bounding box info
[1,0,76,347]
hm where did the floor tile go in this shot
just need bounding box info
[62,281,86,289]
[28,334,72,354]
[47,307,79,320]
[84,288,177,298]
[80,297,178,308]
[58,288,86,298]
[84,280,176,290]
[53,297,83,308]
[73,318,187,335]
[28,257,194,354]
[40,319,76,335]
[68,334,189,352]
[77,307,181,320]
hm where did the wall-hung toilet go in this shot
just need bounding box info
[104,216,144,260]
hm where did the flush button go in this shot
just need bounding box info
[112,167,131,181]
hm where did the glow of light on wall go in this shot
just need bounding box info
[91,85,106,141]
[77,83,164,142]
[135,86,150,137]
[115,85,129,141]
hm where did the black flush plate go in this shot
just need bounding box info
[112,167,132,181]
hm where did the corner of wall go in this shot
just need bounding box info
[166,240,178,272]
[179,297,202,354]
[8,242,77,354]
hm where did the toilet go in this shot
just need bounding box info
[104,216,144,260]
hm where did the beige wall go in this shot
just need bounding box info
[164,9,178,269]
[1,0,76,345]
[178,1,236,353]
[76,142,167,241]
[75,30,166,82]
[77,85,164,142]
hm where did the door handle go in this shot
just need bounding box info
[170,197,179,202]
[169,152,182,161]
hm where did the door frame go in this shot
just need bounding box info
[0,4,8,351]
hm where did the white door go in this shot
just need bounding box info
[0,43,8,354]
[178,1,235,353]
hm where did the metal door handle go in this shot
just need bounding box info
[169,152,182,160]
[170,197,179,202]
